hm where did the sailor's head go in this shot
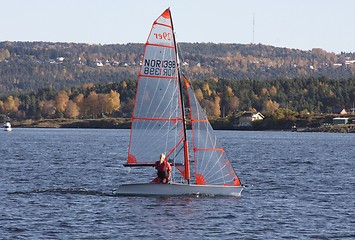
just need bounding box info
[160,153,166,163]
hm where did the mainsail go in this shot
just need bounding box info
[127,9,186,174]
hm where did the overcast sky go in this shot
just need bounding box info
[1,0,354,53]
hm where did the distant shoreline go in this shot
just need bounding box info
[10,118,355,133]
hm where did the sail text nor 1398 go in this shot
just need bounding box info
[142,59,176,77]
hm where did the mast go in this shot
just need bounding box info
[169,8,190,184]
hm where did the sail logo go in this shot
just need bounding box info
[143,59,176,77]
[154,32,171,41]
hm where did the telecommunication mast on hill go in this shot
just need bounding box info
[253,12,255,44]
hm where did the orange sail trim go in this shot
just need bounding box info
[233,176,241,186]
[132,117,181,122]
[195,174,206,185]
[183,75,190,88]
[128,153,137,163]
[145,43,175,49]
[153,22,172,29]
[138,74,178,80]
[161,8,171,19]
[183,140,190,181]
[223,161,230,168]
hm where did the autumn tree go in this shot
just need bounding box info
[82,83,95,91]
[263,100,280,115]
[98,93,107,116]
[211,96,221,117]
[0,48,10,61]
[73,94,85,117]
[194,88,204,102]
[39,100,56,118]
[55,91,69,113]
[202,83,212,96]
[64,100,79,118]
[104,90,120,115]
[121,81,127,89]
[85,91,100,117]
[261,88,269,96]
[269,86,277,96]
[2,96,20,115]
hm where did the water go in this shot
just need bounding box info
[1,128,354,239]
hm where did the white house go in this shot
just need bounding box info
[238,111,264,127]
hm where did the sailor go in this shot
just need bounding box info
[154,153,172,183]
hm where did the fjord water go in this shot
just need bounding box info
[1,128,354,239]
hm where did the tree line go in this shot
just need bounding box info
[1,76,354,121]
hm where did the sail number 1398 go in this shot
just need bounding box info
[143,59,176,77]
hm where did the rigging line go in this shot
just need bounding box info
[162,94,180,157]
[166,90,182,159]
[169,144,184,161]
[177,42,191,80]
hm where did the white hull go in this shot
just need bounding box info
[4,122,12,131]
[115,182,244,197]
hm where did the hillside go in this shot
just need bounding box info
[1,41,355,96]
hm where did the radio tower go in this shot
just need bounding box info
[253,13,255,44]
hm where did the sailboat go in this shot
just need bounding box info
[3,121,12,131]
[116,8,244,197]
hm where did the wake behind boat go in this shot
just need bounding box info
[115,8,244,197]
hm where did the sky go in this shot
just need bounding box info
[1,0,355,53]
